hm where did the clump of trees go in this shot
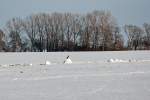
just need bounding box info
[0,10,150,52]
[125,23,150,50]
[0,29,6,51]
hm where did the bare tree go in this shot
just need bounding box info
[6,18,23,52]
[63,13,74,50]
[143,23,150,49]
[125,25,144,50]
[71,14,82,49]
[0,29,6,51]
[97,11,117,50]
[113,27,124,50]
[81,13,92,50]
[23,15,37,51]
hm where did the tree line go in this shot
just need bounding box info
[0,10,150,52]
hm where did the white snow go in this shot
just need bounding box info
[45,60,51,65]
[29,63,33,66]
[64,58,72,64]
[0,51,150,100]
[107,58,114,62]
[107,58,129,63]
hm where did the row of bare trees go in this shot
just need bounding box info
[0,10,150,52]
[125,23,150,50]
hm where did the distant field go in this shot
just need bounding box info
[0,51,150,100]
[0,50,150,65]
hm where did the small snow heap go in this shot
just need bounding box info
[29,63,33,66]
[2,64,8,67]
[45,60,51,65]
[64,56,72,64]
[107,58,127,63]
[108,58,114,63]
[129,59,137,63]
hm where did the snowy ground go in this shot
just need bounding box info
[0,51,150,100]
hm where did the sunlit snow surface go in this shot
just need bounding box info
[0,51,150,100]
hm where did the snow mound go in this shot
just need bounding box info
[45,60,51,65]
[29,63,33,66]
[2,64,8,67]
[107,59,128,63]
[22,63,33,66]
[64,56,72,64]
[129,59,137,62]
[108,58,115,63]
[9,64,15,66]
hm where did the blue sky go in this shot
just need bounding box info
[0,0,150,28]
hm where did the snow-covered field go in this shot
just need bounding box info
[0,51,150,100]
